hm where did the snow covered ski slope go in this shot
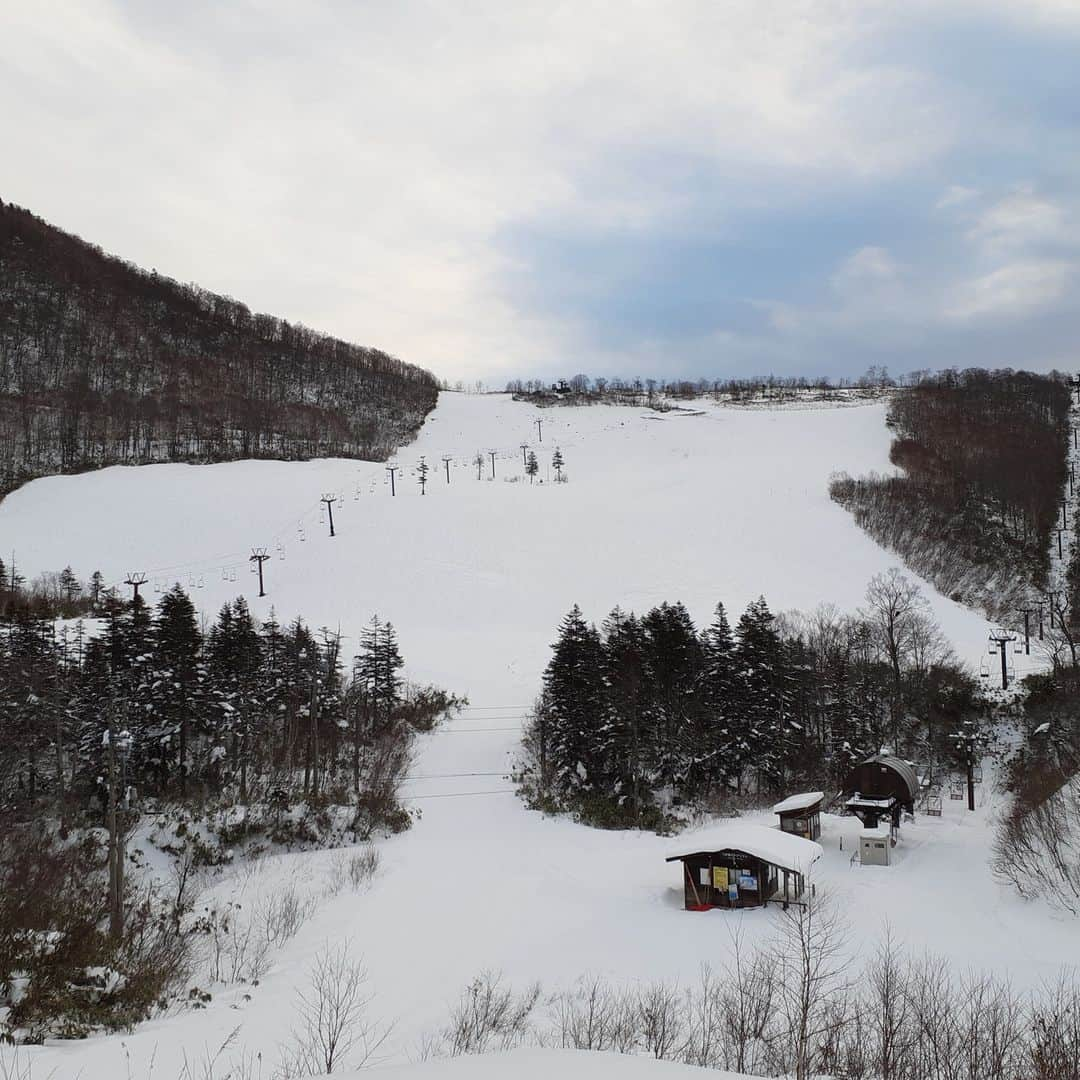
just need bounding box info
[2,391,990,707]
[8,392,1076,1079]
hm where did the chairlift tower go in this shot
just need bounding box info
[249,547,270,597]
[320,493,337,537]
[124,572,148,602]
[988,627,1017,690]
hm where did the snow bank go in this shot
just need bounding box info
[357,1048,745,1079]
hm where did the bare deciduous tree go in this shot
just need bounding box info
[277,943,388,1076]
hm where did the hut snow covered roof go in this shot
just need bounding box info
[771,791,824,815]
[665,823,823,876]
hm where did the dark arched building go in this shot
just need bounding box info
[842,754,919,828]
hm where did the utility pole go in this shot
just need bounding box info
[1048,591,1061,630]
[520,442,528,468]
[1062,502,1069,529]
[988,628,1016,690]
[1037,602,1045,640]
[442,455,452,484]
[535,418,543,442]
[489,450,496,479]
[106,705,132,940]
[320,493,337,537]
[1019,607,1035,655]
[386,466,399,497]
[124,572,147,601]
[249,547,270,597]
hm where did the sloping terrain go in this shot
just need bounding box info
[6,393,1078,1078]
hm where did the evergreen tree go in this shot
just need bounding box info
[698,602,738,792]
[58,566,81,611]
[826,651,863,782]
[552,447,565,482]
[641,601,703,797]
[526,450,539,483]
[354,616,404,732]
[542,605,606,796]
[601,608,648,821]
[88,570,105,611]
[733,597,789,791]
[208,599,262,797]
[152,585,204,796]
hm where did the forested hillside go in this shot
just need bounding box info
[0,201,439,496]
[830,368,1070,621]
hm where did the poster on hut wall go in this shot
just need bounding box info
[699,867,710,887]
[738,872,758,891]
[712,866,728,889]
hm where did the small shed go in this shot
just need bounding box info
[666,824,823,911]
[842,754,919,827]
[859,822,893,866]
[771,791,824,840]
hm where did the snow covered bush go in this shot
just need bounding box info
[0,825,191,1040]
[324,845,380,897]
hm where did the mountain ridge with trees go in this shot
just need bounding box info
[0,200,439,498]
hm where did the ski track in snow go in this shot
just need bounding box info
[3,393,1077,1078]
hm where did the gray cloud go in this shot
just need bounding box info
[2,1,1077,383]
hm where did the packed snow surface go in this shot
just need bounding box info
[3,392,1078,1078]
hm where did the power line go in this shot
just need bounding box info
[401,789,516,801]
[401,771,506,781]
[430,726,523,734]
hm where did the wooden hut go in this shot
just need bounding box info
[666,824,823,911]
[842,754,919,828]
[772,791,824,840]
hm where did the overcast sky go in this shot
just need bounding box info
[3,1,1078,384]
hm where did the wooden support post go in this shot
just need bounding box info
[685,863,704,909]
